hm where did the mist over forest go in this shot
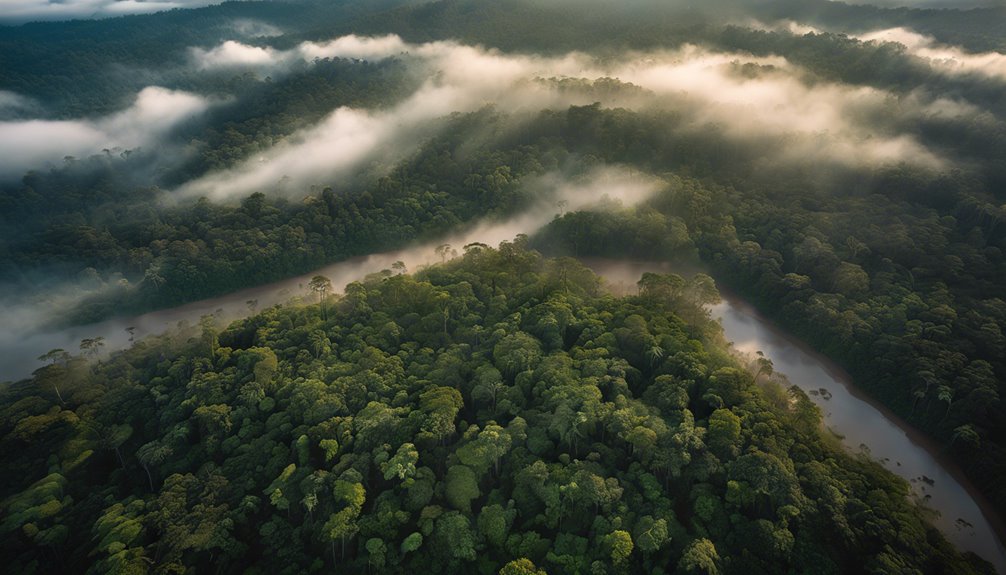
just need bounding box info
[1,0,1005,573]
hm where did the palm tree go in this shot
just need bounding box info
[951,424,980,448]
[646,345,665,368]
[136,441,173,491]
[937,386,954,422]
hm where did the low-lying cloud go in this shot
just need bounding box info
[190,34,410,72]
[191,40,285,70]
[177,33,958,201]
[177,37,606,200]
[298,34,410,61]
[0,86,209,178]
[0,0,231,23]
[0,164,658,383]
[831,0,999,7]
[230,19,283,39]
[0,91,41,120]
[858,27,1006,81]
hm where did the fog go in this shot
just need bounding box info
[176,37,604,201]
[177,33,959,202]
[191,40,286,70]
[1,164,660,382]
[0,86,209,178]
[859,27,1006,80]
[0,0,236,23]
[0,91,41,120]
[229,19,283,39]
[833,0,1002,7]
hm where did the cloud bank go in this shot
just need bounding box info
[858,27,1006,81]
[177,37,605,200]
[0,91,42,120]
[0,0,232,23]
[177,33,960,202]
[191,40,286,70]
[0,87,209,178]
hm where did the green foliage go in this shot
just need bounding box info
[0,244,988,573]
[382,443,419,484]
[500,557,548,575]
[401,531,423,555]
[678,538,721,575]
[604,530,633,565]
[444,465,480,514]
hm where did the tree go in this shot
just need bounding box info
[937,385,954,421]
[381,443,419,484]
[325,479,366,561]
[493,332,542,377]
[478,503,515,548]
[38,348,71,366]
[678,538,721,575]
[500,558,547,575]
[831,262,870,296]
[199,314,219,358]
[85,421,133,469]
[753,354,773,383]
[951,424,980,448]
[637,272,684,301]
[472,365,506,413]
[365,537,387,570]
[80,337,105,360]
[605,530,633,566]
[419,386,463,444]
[434,511,477,563]
[136,441,173,491]
[308,330,331,359]
[309,275,333,319]
[401,532,423,555]
[445,465,480,513]
[634,516,669,554]
[706,409,741,459]
[436,243,457,263]
[457,423,512,476]
[686,273,721,307]
[36,348,71,403]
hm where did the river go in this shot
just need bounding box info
[587,259,1006,572]
[1,240,1004,570]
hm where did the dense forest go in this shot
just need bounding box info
[2,0,1006,572]
[0,247,992,573]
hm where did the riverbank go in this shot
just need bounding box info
[580,257,1006,571]
[3,249,1003,570]
[719,289,1006,569]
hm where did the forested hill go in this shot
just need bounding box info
[2,0,1006,572]
[0,247,991,574]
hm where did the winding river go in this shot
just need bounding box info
[589,259,1006,572]
[1,239,1004,570]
